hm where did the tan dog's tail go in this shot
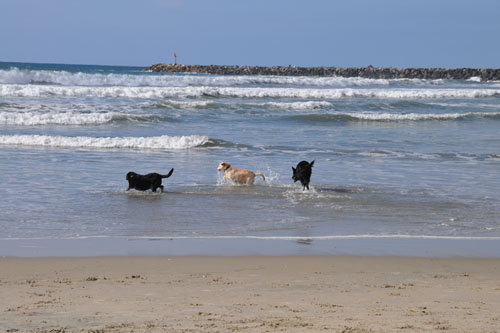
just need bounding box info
[255,173,265,181]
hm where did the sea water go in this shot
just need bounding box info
[1,62,499,256]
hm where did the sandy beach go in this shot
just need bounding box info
[1,256,500,332]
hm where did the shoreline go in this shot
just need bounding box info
[2,256,500,332]
[2,237,500,258]
[146,63,500,81]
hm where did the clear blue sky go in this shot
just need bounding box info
[1,0,499,68]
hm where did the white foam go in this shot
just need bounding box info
[254,101,333,110]
[2,84,499,99]
[0,110,176,126]
[467,76,481,82]
[0,67,395,88]
[228,75,392,87]
[345,111,500,121]
[0,134,210,150]
[151,100,216,108]
[150,100,332,110]
[0,111,128,125]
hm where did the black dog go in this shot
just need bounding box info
[292,160,314,190]
[126,168,174,192]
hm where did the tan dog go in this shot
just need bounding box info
[217,162,265,185]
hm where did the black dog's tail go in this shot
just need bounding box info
[161,168,174,178]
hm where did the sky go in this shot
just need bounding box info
[1,0,499,68]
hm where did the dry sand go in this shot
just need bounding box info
[1,256,500,332]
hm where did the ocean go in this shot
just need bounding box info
[1,61,499,256]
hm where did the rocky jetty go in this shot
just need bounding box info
[146,64,500,81]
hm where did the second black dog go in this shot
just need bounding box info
[126,168,174,192]
[292,160,314,190]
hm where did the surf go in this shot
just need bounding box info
[2,84,500,99]
[0,134,212,150]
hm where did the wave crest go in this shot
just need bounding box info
[0,111,175,126]
[0,134,211,150]
[0,67,398,88]
[2,84,499,99]
[287,112,500,122]
[255,101,333,110]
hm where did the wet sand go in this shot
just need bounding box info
[1,256,500,332]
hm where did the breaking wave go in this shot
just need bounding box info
[0,67,400,88]
[2,84,499,99]
[287,111,500,122]
[0,111,173,126]
[147,100,219,109]
[253,101,333,110]
[0,134,211,150]
[147,100,333,111]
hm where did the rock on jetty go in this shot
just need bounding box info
[146,64,500,81]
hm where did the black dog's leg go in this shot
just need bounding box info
[151,185,164,192]
[302,182,309,190]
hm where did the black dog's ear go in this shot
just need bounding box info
[310,160,315,167]
[292,167,296,173]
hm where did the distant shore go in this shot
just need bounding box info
[146,63,500,81]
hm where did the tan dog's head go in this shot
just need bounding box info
[217,162,231,172]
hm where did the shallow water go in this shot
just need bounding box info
[1,62,499,254]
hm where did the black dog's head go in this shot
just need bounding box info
[292,168,300,183]
[126,171,137,181]
[292,167,306,183]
